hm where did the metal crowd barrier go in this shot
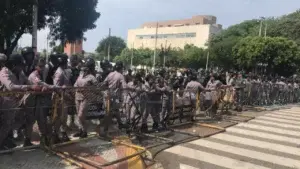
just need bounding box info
[229,82,300,108]
[0,86,250,168]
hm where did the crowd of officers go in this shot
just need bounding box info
[0,48,299,151]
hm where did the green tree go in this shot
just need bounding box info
[233,36,300,76]
[208,19,261,69]
[182,44,207,69]
[0,0,100,55]
[96,36,126,61]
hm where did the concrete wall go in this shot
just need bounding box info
[127,24,222,49]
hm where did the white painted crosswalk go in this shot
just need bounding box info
[160,107,300,169]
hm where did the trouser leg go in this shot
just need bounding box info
[0,110,16,146]
[75,100,88,132]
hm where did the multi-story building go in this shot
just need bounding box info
[127,15,222,49]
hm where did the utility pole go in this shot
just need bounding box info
[32,0,38,53]
[153,22,158,71]
[206,50,209,71]
[259,17,265,37]
[259,20,262,37]
[131,43,134,69]
[107,28,111,61]
[264,23,268,39]
[163,40,167,68]
[46,34,49,61]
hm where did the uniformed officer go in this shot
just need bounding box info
[185,73,206,121]
[51,54,72,143]
[0,54,40,149]
[125,73,144,127]
[73,57,98,138]
[28,58,54,146]
[142,74,161,131]
[205,74,223,118]
[66,54,81,128]
[100,61,128,137]
[157,77,171,129]
[99,60,112,82]
[21,47,35,76]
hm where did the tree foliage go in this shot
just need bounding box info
[113,44,207,69]
[0,0,100,55]
[208,9,300,75]
[96,36,126,61]
[233,36,300,76]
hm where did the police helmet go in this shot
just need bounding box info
[7,53,25,66]
[57,53,68,65]
[70,54,78,62]
[21,47,34,56]
[0,53,7,63]
[83,57,96,70]
[100,59,110,69]
[114,61,123,71]
[48,53,59,68]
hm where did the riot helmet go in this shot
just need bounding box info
[69,54,79,67]
[114,61,123,72]
[21,47,35,66]
[6,53,25,73]
[82,57,96,72]
[57,53,68,68]
[0,53,7,67]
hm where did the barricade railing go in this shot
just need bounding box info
[226,82,300,108]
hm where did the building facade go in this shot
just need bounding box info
[127,15,222,49]
[64,40,83,56]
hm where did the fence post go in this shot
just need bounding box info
[172,90,176,115]
[106,90,110,114]
[196,88,200,114]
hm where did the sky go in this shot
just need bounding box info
[19,0,300,53]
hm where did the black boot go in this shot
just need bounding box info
[40,135,49,147]
[50,132,61,145]
[118,123,129,130]
[23,138,33,147]
[61,132,70,142]
[140,124,148,133]
[73,130,83,138]
[3,138,17,149]
[161,121,168,130]
[152,122,159,132]
[80,131,88,138]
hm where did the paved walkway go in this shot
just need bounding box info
[156,107,300,169]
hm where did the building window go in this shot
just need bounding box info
[185,23,190,26]
[136,32,196,39]
[168,25,171,27]
[195,23,200,25]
